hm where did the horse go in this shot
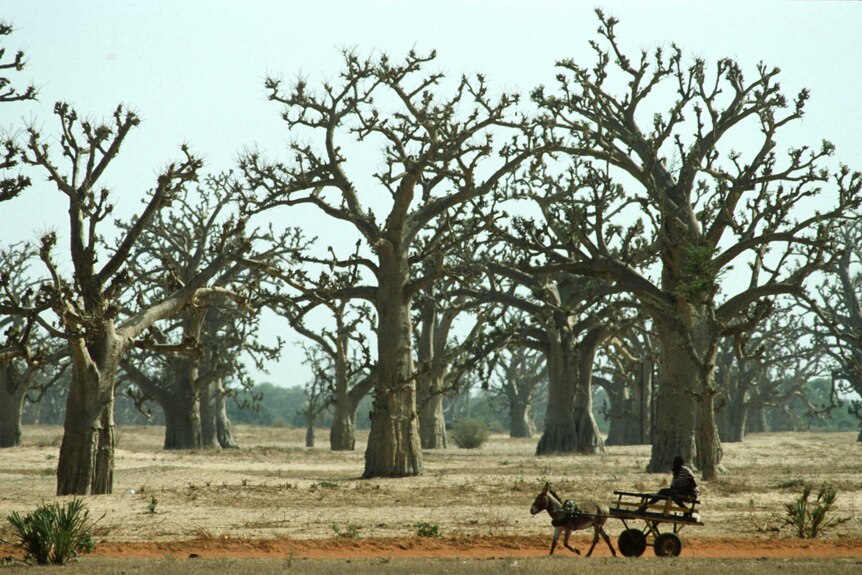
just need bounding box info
[530,482,617,557]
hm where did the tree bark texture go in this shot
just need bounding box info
[199,380,218,449]
[604,364,652,446]
[214,380,238,449]
[91,399,115,494]
[363,251,422,478]
[418,374,447,449]
[571,327,607,454]
[508,398,534,438]
[57,332,123,496]
[536,323,578,455]
[330,374,373,451]
[0,363,27,448]
[647,320,698,472]
[162,371,202,450]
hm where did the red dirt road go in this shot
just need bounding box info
[81,535,862,560]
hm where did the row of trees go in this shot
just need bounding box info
[2,12,861,496]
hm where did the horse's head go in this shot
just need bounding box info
[530,482,552,515]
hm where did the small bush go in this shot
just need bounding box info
[415,522,441,538]
[6,499,95,565]
[330,523,361,538]
[451,419,489,449]
[782,483,850,538]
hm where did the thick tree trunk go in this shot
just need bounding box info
[415,296,450,450]
[648,321,699,472]
[330,407,356,451]
[331,374,372,451]
[57,334,122,496]
[199,380,218,449]
[363,251,422,478]
[305,423,315,448]
[0,364,27,448]
[649,303,722,476]
[717,390,747,443]
[418,373,447,449]
[571,327,606,454]
[329,343,358,451]
[509,398,534,438]
[604,365,652,446]
[536,327,577,455]
[162,386,201,450]
[91,398,115,494]
[696,388,722,480]
[214,381,238,449]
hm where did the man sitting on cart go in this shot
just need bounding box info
[639,456,699,513]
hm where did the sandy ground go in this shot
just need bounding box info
[1,425,861,561]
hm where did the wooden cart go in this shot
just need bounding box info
[608,490,704,557]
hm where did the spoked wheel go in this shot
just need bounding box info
[653,532,682,557]
[618,528,647,557]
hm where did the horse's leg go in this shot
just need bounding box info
[562,527,580,555]
[585,526,600,557]
[599,526,617,557]
[549,527,560,555]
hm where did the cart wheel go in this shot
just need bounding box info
[618,528,647,557]
[653,532,682,557]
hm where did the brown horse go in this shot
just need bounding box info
[530,482,617,557]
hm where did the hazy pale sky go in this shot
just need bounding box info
[2,1,861,387]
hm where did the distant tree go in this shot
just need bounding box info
[486,346,546,438]
[299,346,334,448]
[714,305,823,443]
[239,49,550,478]
[598,326,655,446]
[265,245,375,451]
[18,103,248,495]
[1,22,38,203]
[116,179,286,450]
[802,220,862,440]
[529,10,861,477]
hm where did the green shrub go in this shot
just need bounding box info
[415,522,441,538]
[451,418,489,449]
[782,483,850,538]
[5,499,95,565]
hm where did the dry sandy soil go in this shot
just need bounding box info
[1,425,861,567]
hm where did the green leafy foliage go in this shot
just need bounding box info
[5,499,95,565]
[673,244,719,300]
[782,483,850,538]
[451,418,489,449]
[415,522,441,537]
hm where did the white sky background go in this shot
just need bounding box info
[2,1,861,388]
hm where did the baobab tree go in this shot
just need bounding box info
[116,179,285,450]
[455,249,622,454]
[0,243,66,447]
[597,326,655,446]
[239,49,549,478]
[18,102,248,495]
[714,305,823,443]
[529,10,861,477]
[1,22,37,203]
[485,345,547,438]
[261,239,375,452]
[802,220,862,440]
